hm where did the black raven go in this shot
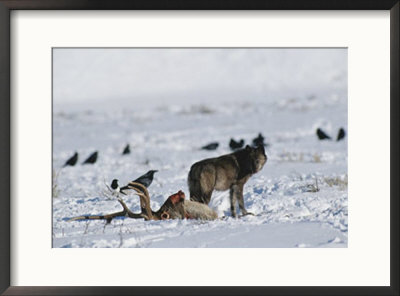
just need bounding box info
[122,144,130,155]
[201,142,219,151]
[316,128,331,140]
[229,138,245,151]
[63,152,78,167]
[252,133,266,147]
[337,128,346,141]
[82,151,98,164]
[120,170,158,193]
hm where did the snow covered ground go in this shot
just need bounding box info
[52,49,347,248]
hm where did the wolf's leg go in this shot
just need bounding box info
[230,186,238,217]
[236,183,253,216]
[235,184,247,215]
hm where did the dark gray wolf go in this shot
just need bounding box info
[188,145,267,217]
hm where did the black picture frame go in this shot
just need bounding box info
[0,1,398,295]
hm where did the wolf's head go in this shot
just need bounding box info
[235,145,267,179]
[251,145,267,172]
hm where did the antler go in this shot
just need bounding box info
[126,182,153,220]
[68,196,148,222]
[68,182,153,222]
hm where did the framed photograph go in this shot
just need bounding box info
[1,1,398,295]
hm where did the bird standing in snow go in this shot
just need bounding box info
[252,133,266,147]
[336,128,346,141]
[229,138,245,151]
[201,142,219,151]
[82,151,98,164]
[316,128,331,140]
[63,152,78,167]
[122,144,130,155]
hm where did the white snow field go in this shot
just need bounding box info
[52,48,347,248]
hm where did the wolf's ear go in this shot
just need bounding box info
[257,144,265,154]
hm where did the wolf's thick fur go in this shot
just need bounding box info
[188,145,267,217]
